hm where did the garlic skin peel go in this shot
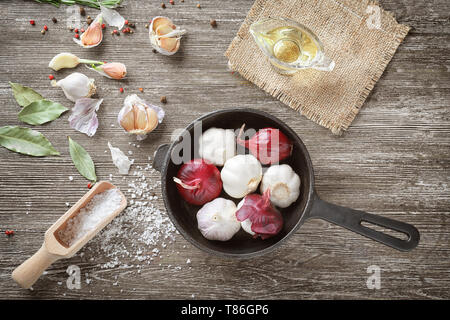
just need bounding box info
[117,94,165,140]
[260,164,301,208]
[221,154,262,198]
[199,128,236,166]
[108,142,134,174]
[51,72,96,102]
[149,16,186,55]
[196,198,241,241]
[49,53,80,71]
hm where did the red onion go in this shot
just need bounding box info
[237,124,293,165]
[173,159,222,206]
[235,190,283,239]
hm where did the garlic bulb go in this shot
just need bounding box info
[260,164,301,208]
[51,72,96,102]
[199,128,236,166]
[196,198,241,241]
[117,94,165,140]
[221,154,262,198]
[149,16,186,55]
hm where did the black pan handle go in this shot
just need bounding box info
[153,144,170,172]
[308,193,420,251]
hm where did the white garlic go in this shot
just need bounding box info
[199,128,236,166]
[51,72,96,102]
[221,154,262,198]
[260,164,301,208]
[196,198,241,241]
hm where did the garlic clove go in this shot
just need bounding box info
[88,62,127,80]
[152,17,174,32]
[74,14,103,48]
[149,16,186,56]
[156,24,174,36]
[160,37,179,52]
[118,105,135,132]
[49,53,80,71]
[144,108,159,132]
[52,72,96,102]
[134,105,149,132]
[117,94,165,140]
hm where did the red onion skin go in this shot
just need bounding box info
[174,159,222,206]
[237,125,293,165]
[236,190,283,239]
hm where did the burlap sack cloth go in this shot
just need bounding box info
[225,0,410,134]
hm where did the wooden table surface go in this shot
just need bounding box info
[0,0,449,300]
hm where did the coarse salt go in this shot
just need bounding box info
[58,188,123,247]
[80,162,177,270]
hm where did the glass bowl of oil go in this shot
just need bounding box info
[250,17,335,75]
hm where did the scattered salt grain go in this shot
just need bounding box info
[186,259,191,264]
[69,176,73,181]
[58,188,123,246]
[77,161,177,271]
[128,150,133,155]
[65,202,70,207]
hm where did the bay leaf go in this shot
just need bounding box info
[68,137,97,182]
[0,126,59,156]
[9,82,43,107]
[18,99,68,125]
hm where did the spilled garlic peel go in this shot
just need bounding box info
[220,154,262,198]
[260,164,301,208]
[149,16,186,55]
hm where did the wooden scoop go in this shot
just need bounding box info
[12,181,127,289]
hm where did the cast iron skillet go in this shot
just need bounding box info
[153,108,420,258]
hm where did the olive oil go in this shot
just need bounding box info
[258,26,318,65]
[249,18,335,74]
